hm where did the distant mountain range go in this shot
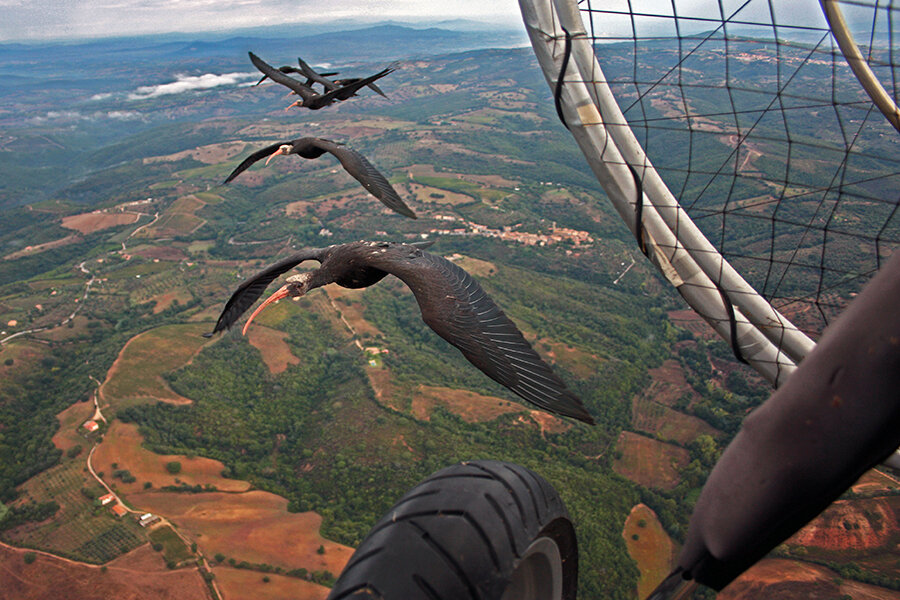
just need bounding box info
[0,20,529,64]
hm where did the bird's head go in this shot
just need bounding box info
[285,99,304,110]
[241,272,312,335]
[265,143,295,165]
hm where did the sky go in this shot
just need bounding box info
[0,0,523,42]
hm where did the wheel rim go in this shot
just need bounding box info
[500,536,564,600]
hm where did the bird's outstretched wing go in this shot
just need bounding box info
[378,249,594,424]
[317,68,394,103]
[223,141,291,184]
[206,248,326,336]
[295,57,339,91]
[249,52,316,100]
[316,140,416,219]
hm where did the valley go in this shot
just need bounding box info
[0,22,898,600]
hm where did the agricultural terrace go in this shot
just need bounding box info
[126,490,353,576]
[631,395,719,446]
[5,459,144,563]
[135,195,206,238]
[613,431,690,491]
[92,421,250,493]
[100,323,209,410]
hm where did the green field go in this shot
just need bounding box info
[149,524,194,566]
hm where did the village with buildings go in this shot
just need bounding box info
[426,214,594,248]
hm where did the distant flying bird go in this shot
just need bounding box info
[295,56,387,98]
[223,137,416,219]
[253,65,339,87]
[205,241,595,424]
[248,52,392,110]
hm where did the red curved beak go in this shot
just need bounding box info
[265,147,289,165]
[242,284,290,335]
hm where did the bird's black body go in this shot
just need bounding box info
[248,52,392,110]
[223,137,416,219]
[207,241,594,424]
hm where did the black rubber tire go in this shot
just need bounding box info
[326,460,578,600]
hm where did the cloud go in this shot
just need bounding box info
[127,71,257,99]
[27,109,144,124]
[0,0,522,41]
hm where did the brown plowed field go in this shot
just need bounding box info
[787,497,900,552]
[0,542,209,600]
[144,141,247,165]
[61,211,140,235]
[720,558,900,600]
[643,359,699,407]
[411,183,473,205]
[246,325,301,374]
[212,566,329,600]
[324,286,383,339]
[631,396,718,445]
[451,255,497,278]
[150,290,193,314]
[622,504,676,599]
[613,431,689,490]
[127,490,353,577]
[93,421,250,493]
[411,384,527,423]
[538,337,603,379]
[853,468,900,495]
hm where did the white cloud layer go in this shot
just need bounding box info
[27,109,144,124]
[127,72,258,99]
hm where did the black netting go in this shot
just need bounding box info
[578,0,900,339]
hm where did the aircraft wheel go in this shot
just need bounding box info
[326,459,578,600]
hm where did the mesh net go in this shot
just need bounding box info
[575,0,900,339]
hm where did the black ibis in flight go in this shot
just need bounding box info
[249,52,392,110]
[253,64,339,88]
[294,56,387,98]
[223,137,416,219]
[205,240,595,424]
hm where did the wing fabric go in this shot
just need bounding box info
[391,250,594,424]
[207,248,324,335]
